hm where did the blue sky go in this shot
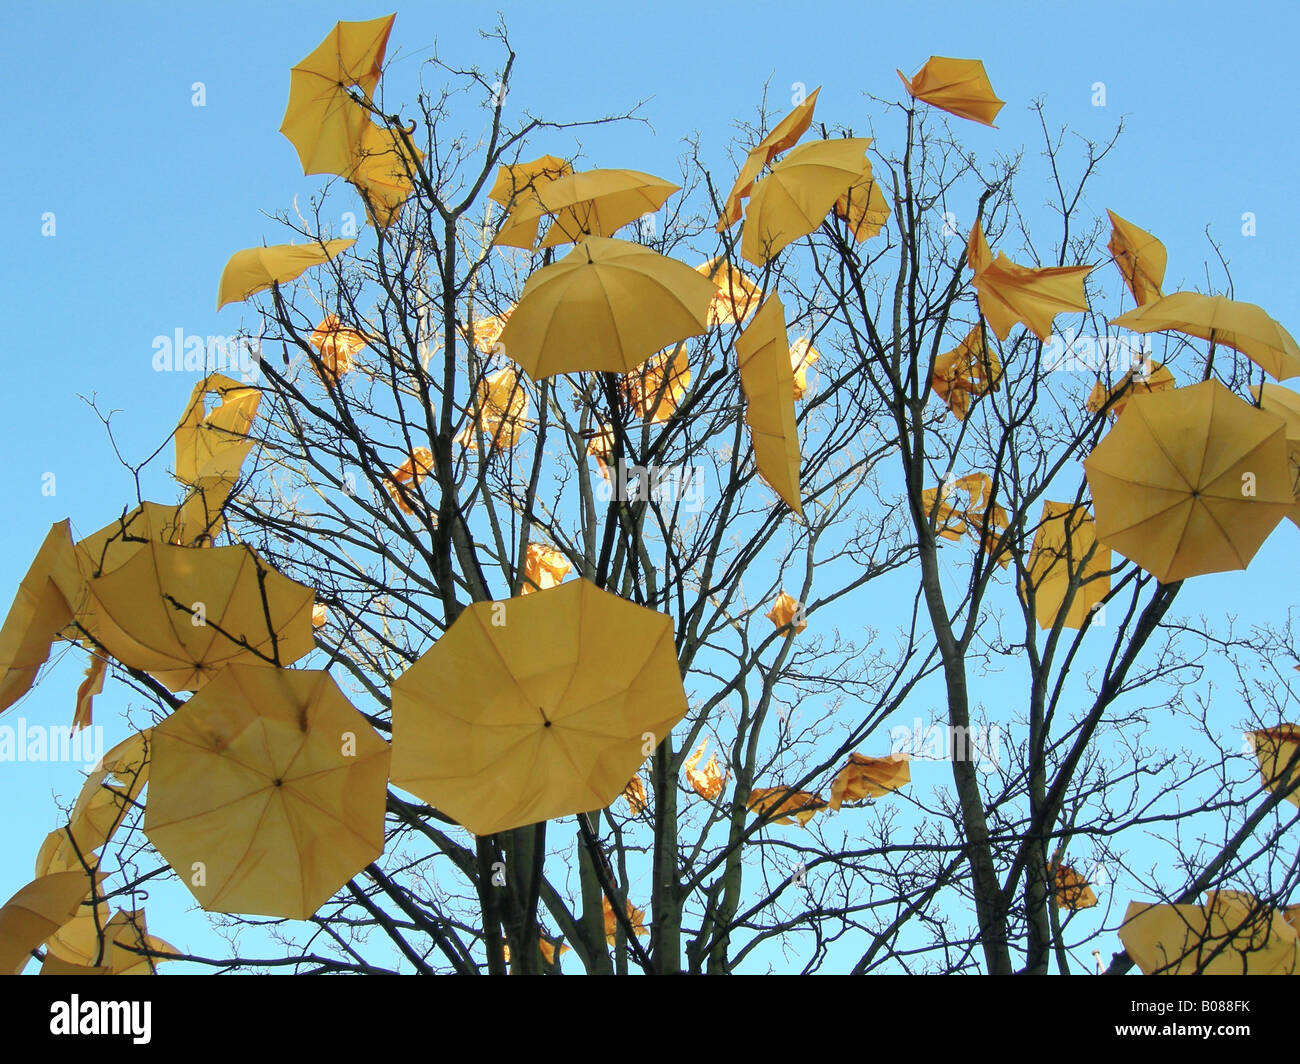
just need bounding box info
[2,0,1299,972]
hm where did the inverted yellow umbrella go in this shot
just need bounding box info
[1085,359,1176,419]
[931,327,1001,421]
[1083,379,1293,583]
[347,120,425,228]
[0,521,77,715]
[829,753,910,809]
[145,665,390,920]
[0,870,101,974]
[716,87,821,231]
[454,369,530,451]
[697,256,763,326]
[83,540,316,691]
[174,373,260,487]
[494,169,679,249]
[521,542,571,595]
[1112,291,1300,382]
[495,236,716,378]
[1020,501,1110,630]
[897,57,1004,126]
[621,343,690,423]
[747,787,826,827]
[740,138,872,266]
[967,220,1092,341]
[1249,724,1300,808]
[390,578,690,836]
[488,156,573,247]
[279,15,396,176]
[684,738,727,800]
[736,295,803,514]
[309,315,367,384]
[1120,892,1300,975]
[835,170,891,241]
[1106,209,1166,306]
[218,239,355,310]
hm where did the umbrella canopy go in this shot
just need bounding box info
[1111,291,1300,382]
[696,257,763,326]
[174,373,260,487]
[829,753,910,809]
[347,120,425,228]
[967,220,1092,341]
[1085,359,1176,419]
[790,336,820,401]
[835,170,891,241]
[931,327,1001,421]
[621,342,691,423]
[1106,209,1166,306]
[1083,379,1292,583]
[83,540,316,691]
[735,295,804,514]
[144,666,390,920]
[521,542,571,596]
[309,315,367,384]
[494,169,679,249]
[747,787,826,827]
[1120,892,1300,975]
[1051,864,1098,910]
[218,239,354,310]
[1249,724,1300,808]
[897,57,1004,126]
[454,368,530,451]
[1,870,101,974]
[383,446,435,514]
[279,15,396,176]
[684,739,727,800]
[488,156,573,247]
[1020,501,1111,630]
[0,521,78,715]
[765,591,806,634]
[390,578,689,836]
[716,87,821,231]
[1251,383,1300,527]
[495,236,715,378]
[43,909,173,976]
[740,138,872,266]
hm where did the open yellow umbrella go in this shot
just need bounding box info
[0,521,78,715]
[684,739,727,800]
[83,540,316,690]
[1085,359,1176,419]
[488,156,573,247]
[174,373,260,487]
[1251,383,1300,527]
[1,870,101,974]
[621,343,691,423]
[521,542,571,595]
[454,369,530,451]
[741,138,872,266]
[494,169,679,249]
[747,787,826,827]
[1106,209,1166,306]
[144,665,390,920]
[829,753,909,809]
[390,578,689,836]
[697,257,763,326]
[736,295,803,514]
[1112,292,1300,382]
[218,239,355,310]
[1120,892,1300,975]
[967,220,1092,341]
[835,170,890,241]
[309,315,367,384]
[347,120,425,228]
[716,88,821,231]
[1083,379,1292,583]
[897,57,1004,126]
[495,236,716,378]
[931,327,1001,421]
[1249,724,1300,808]
[1020,501,1110,630]
[279,15,396,176]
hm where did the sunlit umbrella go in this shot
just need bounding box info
[765,591,806,634]
[494,169,679,249]
[696,257,763,326]
[218,239,354,310]
[521,542,571,595]
[1249,724,1300,808]
[1020,501,1111,629]
[741,138,872,266]
[1083,379,1292,582]
[967,220,1092,341]
[829,753,909,809]
[43,909,173,975]
[454,369,530,451]
[1085,359,1175,419]
[736,295,803,514]
[897,57,1004,126]
[1051,863,1098,910]
[790,337,820,401]
[1111,291,1300,382]
[1120,892,1300,974]
[309,315,367,384]
[390,578,689,836]
[684,739,727,800]
[1,870,101,974]
[834,169,890,241]
[384,446,434,513]
[932,327,1000,420]
[488,156,573,247]
[495,236,715,378]
[716,88,821,231]
[602,895,650,945]
[145,665,390,920]
[747,787,826,827]
[1106,209,1166,306]
[279,15,396,176]
[347,120,425,228]
[174,373,260,487]
[0,521,77,715]
[1251,382,1300,527]
[621,343,690,423]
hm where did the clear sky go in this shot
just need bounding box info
[2,0,1299,971]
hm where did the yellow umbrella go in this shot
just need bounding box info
[897,57,1005,126]
[144,665,389,920]
[765,591,806,634]
[747,787,826,827]
[495,236,716,378]
[218,239,355,310]
[468,303,514,355]
[174,373,260,487]
[1249,724,1300,808]
[622,774,648,815]
[0,870,101,974]
[384,446,435,513]
[494,169,679,249]
[931,327,1001,421]
[835,170,890,241]
[309,315,367,384]
[488,156,573,247]
[390,578,690,836]
[454,369,530,451]
[736,295,803,514]
[790,337,820,401]
[740,138,872,266]
[697,257,763,326]
[1112,291,1300,382]
[83,540,316,690]
[586,423,617,481]
[602,895,650,945]
[1106,209,1166,306]
[72,651,106,729]
[716,87,821,231]
[1251,383,1300,527]
[967,220,1092,341]
[43,731,150,873]
[1083,379,1293,583]
[1085,359,1176,419]
[621,343,691,423]
[829,753,910,809]
[1020,502,1110,630]
[1120,892,1300,975]
[279,15,396,176]
[43,910,173,976]
[0,521,78,715]
[347,120,425,228]
[521,542,571,595]
[684,739,727,800]
[1051,863,1098,910]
